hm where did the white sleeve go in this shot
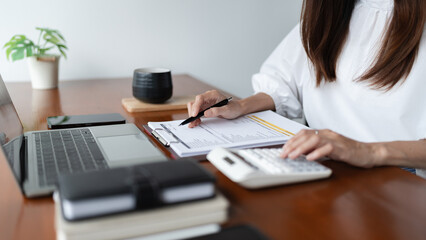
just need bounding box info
[252,24,306,119]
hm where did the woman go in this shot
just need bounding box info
[187,0,426,178]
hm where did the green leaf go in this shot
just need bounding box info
[57,44,68,50]
[4,35,23,48]
[25,39,34,45]
[38,47,53,53]
[26,46,33,57]
[49,29,66,42]
[11,48,25,61]
[3,33,36,61]
[55,31,66,42]
[39,27,66,44]
[58,47,67,59]
[47,38,60,45]
[39,46,53,52]
[3,42,12,48]
[4,27,66,60]
[12,35,26,42]
[38,46,54,56]
[36,27,50,35]
[5,46,18,60]
[41,28,53,35]
[44,33,60,44]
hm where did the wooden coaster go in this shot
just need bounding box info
[122,96,194,113]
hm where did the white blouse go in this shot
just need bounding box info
[252,0,426,178]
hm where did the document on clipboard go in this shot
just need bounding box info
[148,110,308,157]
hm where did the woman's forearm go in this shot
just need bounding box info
[238,92,276,115]
[370,140,426,168]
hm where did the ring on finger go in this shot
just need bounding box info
[314,130,319,135]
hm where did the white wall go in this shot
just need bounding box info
[0,0,302,98]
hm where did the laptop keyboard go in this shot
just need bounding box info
[34,128,108,186]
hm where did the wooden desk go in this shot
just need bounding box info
[1,75,426,240]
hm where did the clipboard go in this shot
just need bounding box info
[145,110,309,158]
[142,125,207,161]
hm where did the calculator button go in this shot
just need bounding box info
[237,148,329,175]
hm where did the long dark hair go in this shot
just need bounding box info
[301,0,425,90]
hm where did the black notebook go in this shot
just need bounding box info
[57,160,216,221]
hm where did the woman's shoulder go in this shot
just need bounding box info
[271,24,306,62]
[276,24,310,72]
[280,24,303,49]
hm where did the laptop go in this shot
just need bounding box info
[0,75,168,197]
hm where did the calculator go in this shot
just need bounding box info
[206,147,332,189]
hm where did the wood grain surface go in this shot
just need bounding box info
[121,95,195,113]
[1,74,425,240]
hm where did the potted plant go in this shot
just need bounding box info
[3,27,68,89]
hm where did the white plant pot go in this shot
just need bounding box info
[27,56,60,89]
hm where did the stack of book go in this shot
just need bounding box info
[54,160,229,240]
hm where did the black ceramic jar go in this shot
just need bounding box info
[132,68,173,103]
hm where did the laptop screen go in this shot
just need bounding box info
[0,75,25,184]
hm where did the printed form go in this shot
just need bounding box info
[148,110,308,157]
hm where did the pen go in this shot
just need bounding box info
[179,97,233,126]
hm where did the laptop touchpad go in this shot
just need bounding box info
[97,135,163,162]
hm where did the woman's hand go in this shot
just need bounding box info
[281,129,378,168]
[187,90,244,128]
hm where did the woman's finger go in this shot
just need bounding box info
[306,143,333,161]
[282,131,312,157]
[287,134,322,159]
[204,105,229,118]
[284,129,312,147]
[187,102,194,117]
[188,118,201,128]
[191,94,206,117]
[191,90,224,117]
